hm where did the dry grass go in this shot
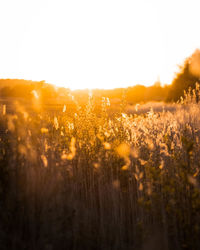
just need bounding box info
[0,87,200,250]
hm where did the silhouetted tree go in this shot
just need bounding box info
[167,49,200,102]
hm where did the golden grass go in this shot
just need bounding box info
[0,86,200,249]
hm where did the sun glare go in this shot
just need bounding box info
[0,0,200,89]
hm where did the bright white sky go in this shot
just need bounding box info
[0,0,200,90]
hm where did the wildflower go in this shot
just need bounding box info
[135,103,140,112]
[63,105,66,112]
[62,137,76,160]
[121,165,129,170]
[41,155,48,167]
[116,143,130,157]
[54,117,59,130]
[103,142,111,150]
[139,183,143,191]
[41,128,49,133]
[32,90,39,99]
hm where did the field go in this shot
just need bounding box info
[0,89,200,250]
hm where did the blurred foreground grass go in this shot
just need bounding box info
[0,88,200,250]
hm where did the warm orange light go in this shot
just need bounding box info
[0,0,200,89]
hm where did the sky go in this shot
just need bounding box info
[0,0,200,90]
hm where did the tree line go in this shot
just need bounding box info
[1,49,200,104]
